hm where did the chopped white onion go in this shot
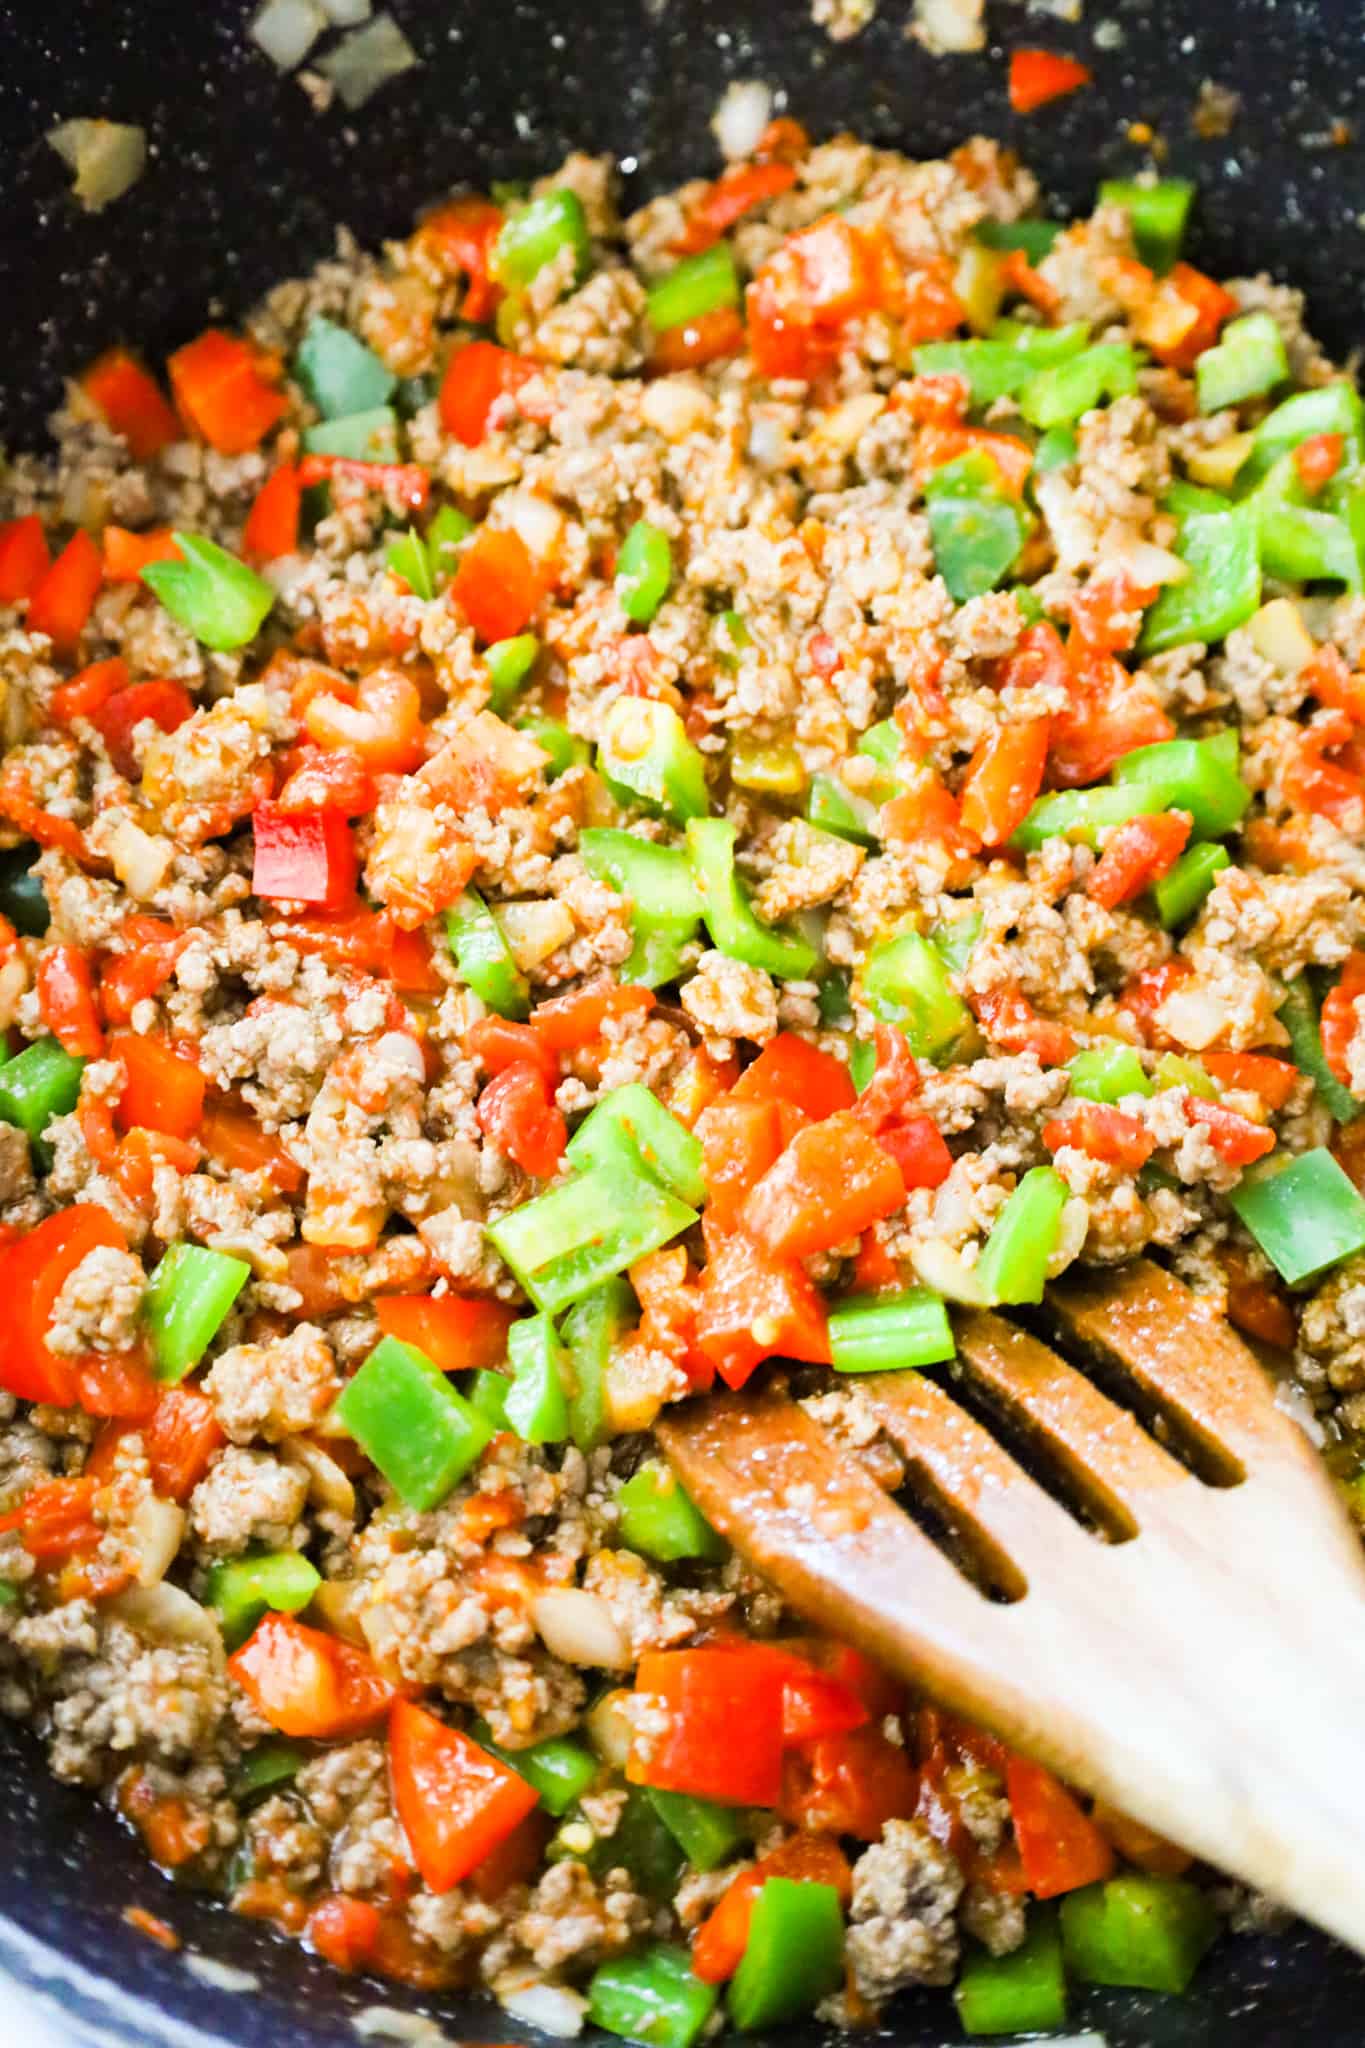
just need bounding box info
[1103,537,1189,588]
[498,1980,587,2038]
[374,1029,427,1081]
[1047,1196,1091,1279]
[910,0,986,54]
[47,119,147,212]
[1275,1376,1327,1446]
[584,1687,635,1767]
[499,899,575,970]
[106,815,175,900]
[1248,596,1315,674]
[182,1955,260,1994]
[130,1497,186,1587]
[320,0,372,22]
[492,487,564,562]
[711,81,772,163]
[249,0,326,70]
[910,1237,988,1305]
[110,1583,224,1666]
[317,14,419,109]
[532,1587,630,1670]
[282,1434,356,1517]
[352,2009,449,2044]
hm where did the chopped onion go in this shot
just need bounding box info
[492,487,564,563]
[250,0,326,69]
[317,14,419,109]
[319,0,372,21]
[110,1583,224,1665]
[182,1955,260,1994]
[352,2010,448,2044]
[1248,597,1315,675]
[1103,536,1189,588]
[498,1980,587,2038]
[499,899,575,970]
[910,0,986,54]
[1047,1196,1090,1279]
[129,1497,186,1587]
[105,815,175,900]
[910,1237,988,1305]
[281,1434,356,1517]
[532,1587,630,1670]
[584,1687,635,1766]
[47,120,147,213]
[712,81,772,163]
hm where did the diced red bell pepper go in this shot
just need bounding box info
[529,981,654,1052]
[0,1204,128,1406]
[415,196,505,322]
[1009,47,1093,113]
[251,802,357,913]
[303,667,426,777]
[276,744,377,817]
[852,1023,923,1133]
[101,525,182,583]
[1200,1050,1299,1109]
[675,161,798,255]
[450,527,544,643]
[747,216,886,381]
[438,340,535,447]
[143,1386,226,1501]
[742,1110,906,1259]
[664,1044,741,1130]
[1050,646,1175,790]
[1146,263,1240,372]
[388,1698,540,1894]
[98,917,192,1028]
[74,1347,159,1421]
[1183,1096,1277,1165]
[295,456,430,514]
[199,1098,304,1194]
[308,1895,386,1975]
[50,656,128,725]
[82,348,180,461]
[109,1030,206,1141]
[1067,575,1159,657]
[917,422,1032,497]
[465,1013,560,1083]
[1302,643,1365,724]
[0,515,50,604]
[168,330,286,454]
[467,1806,554,1902]
[1118,957,1191,1048]
[27,530,103,658]
[900,262,968,345]
[698,1097,785,1229]
[780,1722,920,1841]
[228,1614,402,1739]
[1006,1756,1115,1897]
[971,982,1075,1065]
[477,1062,568,1179]
[880,772,975,853]
[731,1032,856,1121]
[242,463,302,562]
[694,1224,831,1389]
[1087,811,1191,909]
[999,247,1062,319]
[0,1476,104,1562]
[91,678,195,780]
[778,1657,872,1744]
[693,1832,851,1985]
[1042,1101,1154,1171]
[959,718,1050,847]
[36,943,104,1057]
[876,1115,954,1189]
[648,308,747,374]
[375,1293,518,1373]
[629,1646,788,1806]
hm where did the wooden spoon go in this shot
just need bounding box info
[658,1257,1365,1953]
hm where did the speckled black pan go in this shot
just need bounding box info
[3,0,1365,2039]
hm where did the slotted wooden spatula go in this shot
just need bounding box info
[658,1256,1365,1954]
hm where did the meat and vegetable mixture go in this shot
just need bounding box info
[3,112,1365,2042]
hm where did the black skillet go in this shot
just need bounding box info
[3,0,1365,2039]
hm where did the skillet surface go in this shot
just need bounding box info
[3,0,1365,2038]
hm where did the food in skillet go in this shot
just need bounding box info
[1,118,1364,2039]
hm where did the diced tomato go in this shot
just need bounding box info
[697,1097,785,1229]
[75,1348,158,1421]
[852,1024,923,1133]
[1217,1243,1297,1352]
[781,1723,919,1841]
[308,1895,385,1975]
[100,526,183,583]
[415,197,505,322]
[376,1293,517,1373]
[747,215,886,381]
[1067,575,1159,657]
[0,515,50,604]
[295,456,430,514]
[1183,1096,1277,1165]
[630,1647,788,1807]
[27,530,103,658]
[876,1115,954,1189]
[900,263,967,345]
[1042,1101,1154,1170]
[1284,711,1365,833]
[1136,263,1238,372]
[529,981,654,1052]
[694,1225,831,1389]
[143,1386,225,1501]
[228,1613,402,1738]
[1291,432,1345,493]
[999,247,1062,318]
[465,1013,560,1083]
[50,656,127,725]
[242,464,302,563]
[276,744,376,818]
[389,1698,540,1894]
[98,916,192,1028]
[971,983,1075,1064]
[742,1111,905,1259]
[0,1475,102,1560]
[879,769,977,855]
[1086,811,1192,910]
[1302,643,1365,725]
[82,348,181,461]
[200,1099,304,1194]
[304,666,426,776]
[959,718,1050,847]
[648,307,746,373]
[1118,957,1191,1048]
[1006,1756,1115,1897]
[252,802,357,913]
[168,330,286,454]
[109,1030,206,1141]
[36,943,104,1057]
[676,161,799,255]
[731,1032,857,1121]
[0,1205,127,1407]
[438,340,535,447]
[1009,47,1093,113]
[90,678,195,780]
[1050,646,1174,789]
[477,1061,567,1179]
[1200,1050,1299,1109]
[693,1833,851,1985]
[450,527,544,643]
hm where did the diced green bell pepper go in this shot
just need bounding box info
[974,1165,1069,1306]
[617,520,673,625]
[588,1943,717,2048]
[929,910,983,977]
[644,1787,749,1871]
[587,1790,687,1900]
[806,773,880,847]
[1112,735,1249,839]
[516,714,587,780]
[1245,382,1365,484]
[1279,975,1360,1123]
[467,1367,512,1426]
[1060,1873,1218,1994]
[686,818,818,980]
[728,1878,845,2031]
[566,1082,705,1206]
[1019,343,1138,429]
[1140,507,1261,655]
[300,406,400,462]
[1068,1044,1153,1103]
[234,1741,306,1803]
[206,1549,321,1649]
[494,189,591,292]
[504,1312,571,1444]
[426,503,474,584]
[1196,311,1289,415]
[1229,1147,1365,1287]
[386,527,434,600]
[143,1241,250,1384]
[858,719,901,768]
[579,828,703,985]
[335,1335,494,1509]
[849,1036,878,1094]
[294,315,395,420]
[1098,177,1194,273]
[1260,503,1361,589]
[472,1717,598,1816]
[1154,1051,1217,1098]
[1012,782,1172,851]
[485,632,540,712]
[1033,426,1077,472]
[924,453,1029,602]
[561,1275,634,1451]
[647,244,740,331]
[974,219,1062,262]
[0,845,49,937]
[862,930,970,1061]
[599,698,707,824]
[616,1462,725,1563]
[1154,842,1230,927]
[911,325,1088,407]
[445,890,530,1019]
[955,1904,1067,2036]
[828,1287,955,1373]
[142,533,276,652]
[0,1034,83,1151]
[487,1165,697,1316]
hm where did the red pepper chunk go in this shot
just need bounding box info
[1006,1756,1115,1897]
[81,348,180,462]
[27,530,103,658]
[450,527,544,643]
[50,656,128,725]
[252,802,357,914]
[101,525,182,584]
[1086,811,1192,909]
[1183,1096,1277,1165]
[693,1832,852,1985]
[36,943,104,1057]
[168,330,286,455]
[972,983,1076,1066]
[876,1115,954,1190]
[852,1023,923,1133]
[0,1205,128,1406]
[731,1032,857,1121]
[376,1293,517,1373]
[142,1386,225,1501]
[242,464,302,563]
[958,718,1050,848]
[110,1030,206,1141]
[295,456,430,513]
[438,340,535,447]
[389,1698,540,1894]
[781,1722,920,1842]
[477,1062,568,1179]
[1050,646,1174,790]
[228,1613,402,1739]
[676,161,799,254]
[529,980,654,1051]
[0,515,50,604]
[630,1647,788,1807]
[91,678,195,780]
[0,1475,105,1562]
[1042,1102,1154,1172]
[747,215,887,381]
[742,1111,906,1260]
[1008,48,1094,113]
[694,1226,831,1389]
[1200,1050,1299,1109]
[465,1014,560,1082]
[698,1098,786,1229]
[647,307,746,374]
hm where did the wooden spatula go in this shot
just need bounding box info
[658,1256,1365,1954]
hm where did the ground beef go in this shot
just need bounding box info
[845,1820,965,2002]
